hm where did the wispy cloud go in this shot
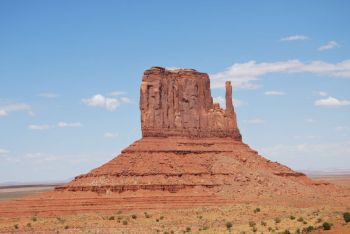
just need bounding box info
[0,103,31,117]
[38,92,58,98]
[335,126,348,132]
[104,132,119,138]
[306,118,315,123]
[57,122,82,128]
[82,93,131,111]
[0,148,9,156]
[319,91,328,97]
[28,124,52,130]
[108,91,126,97]
[264,91,286,96]
[314,96,350,107]
[210,59,350,89]
[318,41,339,51]
[246,118,264,124]
[281,35,309,41]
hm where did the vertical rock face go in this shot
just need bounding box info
[140,67,241,140]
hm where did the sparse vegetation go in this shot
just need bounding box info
[252,226,257,232]
[160,216,164,220]
[14,224,19,229]
[144,212,151,218]
[26,223,31,228]
[304,226,314,232]
[123,220,128,225]
[108,216,115,220]
[274,217,281,223]
[343,212,350,223]
[226,221,233,229]
[64,225,69,229]
[249,221,256,227]
[131,214,137,219]
[254,207,261,213]
[261,220,267,226]
[322,222,331,230]
[186,226,191,232]
[297,217,304,222]
[31,216,37,222]
[289,215,295,220]
[282,230,291,234]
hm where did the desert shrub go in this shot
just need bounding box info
[14,224,19,229]
[289,215,295,220]
[131,214,137,219]
[343,212,350,223]
[145,212,151,218]
[108,216,115,220]
[64,225,69,229]
[123,220,128,225]
[26,223,31,228]
[282,230,291,234]
[163,232,169,234]
[254,208,261,213]
[117,210,122,214]
[170,231,174,234]
[252,226,257,232]
[261,221,267,226]
[56,217,65,224]
[322,222,331,230]
[160,216,164,220]
[31,217,37,222]
[317,218,322,223]
[297,217,304,222]
[156,218,159,222]
[202,226,208,230]
[186,227,191,232]
[295,228,300,234]
[303,221,307,224]
[226,221,233,229]
[267,227,273,231]
[302,226,314,233]
[198,215,202,219]
[274,217,281,223]
[249,221,256,227]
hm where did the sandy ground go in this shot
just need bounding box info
[0,176,348,233]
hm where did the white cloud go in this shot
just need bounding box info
[0,148,9,156]
[281,35,309,41]
[38,92,58,98]
[82,93,132,111]
[246,118,264,124]
[0,103,31,117]
[104,132,119,138]
[319,91,328,97]
[213,96,244,108]
[264,91,286,96]
[28,124,52,130]
[318,41,339,51]
[314,96,350,107]
[57,122,82,128]
[210,59,350,89]
[82,94,120,111]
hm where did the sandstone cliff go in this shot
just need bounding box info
[140,67,241,140]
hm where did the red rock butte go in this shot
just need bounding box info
[0,67,347,217]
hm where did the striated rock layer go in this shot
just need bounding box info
[0,67,348,217]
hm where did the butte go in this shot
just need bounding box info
[0,67,347,217]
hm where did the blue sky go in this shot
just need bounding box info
[1,1,350,183]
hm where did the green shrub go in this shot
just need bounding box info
[343,212,350,223]
[322,222,331,230]
[123,220,128,225]
[226,222,233,229]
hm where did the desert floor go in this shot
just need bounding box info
[0,176,349,234]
